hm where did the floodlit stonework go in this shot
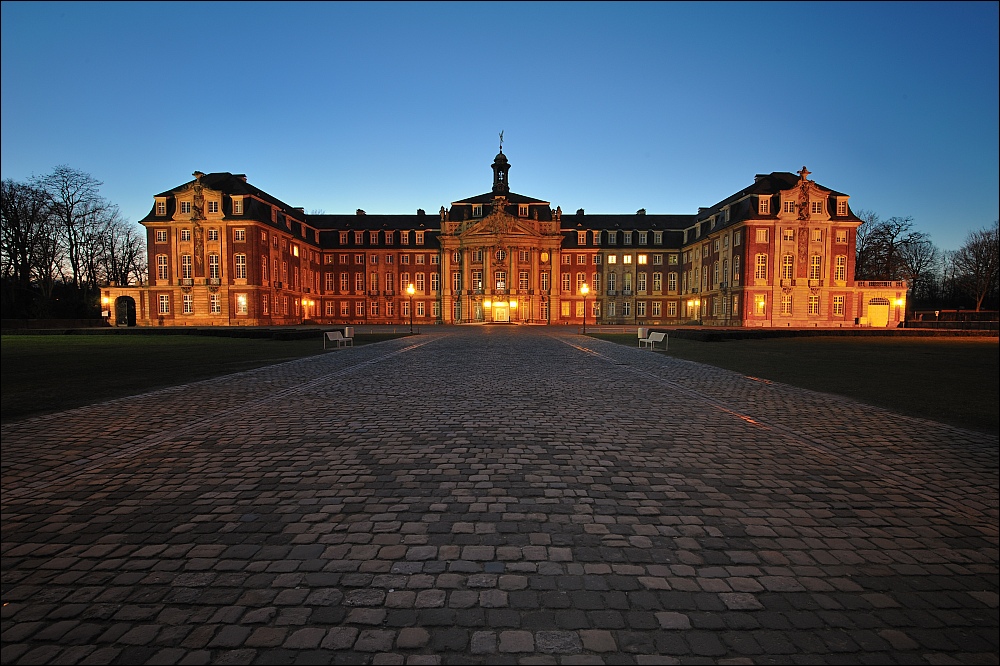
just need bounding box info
[105,152,906,327]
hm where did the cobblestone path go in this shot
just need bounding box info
[2,326,997,665]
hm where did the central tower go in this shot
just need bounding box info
[491,146,510,195]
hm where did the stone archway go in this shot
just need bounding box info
[115,296,137,327]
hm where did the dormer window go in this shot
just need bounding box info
[592,230,601,245]
[608,231,617,245]
[155,199,166,216]
[653,231,662,245]
[638,232,647,245]
[415,231,425,245]
[519,204,529,217]
[208,201,219,214]
[836,199,848,216]
[623,231,633,245]
[759,197,770,215]
[339,231,348,245]
[810,201,824,215]
[783,201,795,214]
[180,201,192,215]
[385,231,394,245]
[232,197,243,215]
[473,204,483,217]
[354,231,364,245]
[370,231,379,244]
[577,231,587,245]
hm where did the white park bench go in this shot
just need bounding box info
[638,330,667,350]
[323,330,354,349]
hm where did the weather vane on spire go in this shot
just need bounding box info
[499,130,504,152]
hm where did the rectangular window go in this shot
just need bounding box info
[325,300,335,316]
[235,254,247,279]
[783,201,795,214]
[733,256,740,283]
[577,231,587,245]
[232,198,243,215]
[519,271,529,290]
[667,301,676,317]
[234,228,246,242]
[453,271,463,291]
[339,273,349,292]
[416,301,425,317]
[808,294,820,315]
[755,295,767,315]
[812,228,823,242]
[561,273,571,292]
[666,273,676,292]
[158,294,170,314]
[781,254,794,280]
[653,231,662,245]
[355,273,364,292]
[835,229,848,244]
[734,230,742,246]
[621,301,631,317]
[155,229,167,243]
[208,201,219,214]
[652,301,661,316]
[809,255,822,280]
[837,200,848,216]
[415,254,426,265]
[755,228,768,243]
[354,231,364,245]
[325,272,334,291]
[637,254,647,265]
[473,204,482,217]
[518,249,530,262]
[356,301,364,317]
[593,230,602,245]
[341,301,350,316]
[370,231,379,245]
[780,294,792,315]
[519,204,529,217]
[181,254,192,279]
[183,294,193,314]
[540,271,549,292]
[473,270,483,291]
[209,293,220,314]
[783,229,794,241]
[833,295,845,316]
[811,201,824,215]
[370,301,379,317]
[156,200,166,216]
[759,197,770,215]
[577,254,586,265]
[638,231,647,245]
[180,229,191,242]
[607,231,617,245]
[755,254,768,281]
[623,255,632,265]
[156,254,168,280]
[637,273,647,292]
[494,271,505,291]
[835,255,847,282]
[415,231,424,245]
[623,232,633,245]
[206,254,219,279]
[180,201,191,214]
[431,272,440,292]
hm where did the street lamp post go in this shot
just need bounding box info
[407,283,415,334]
[580,283,589,333]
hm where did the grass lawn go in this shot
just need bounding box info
[1,333,407,423]
[590,333,999,434]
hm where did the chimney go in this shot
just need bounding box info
[234,174,247,182]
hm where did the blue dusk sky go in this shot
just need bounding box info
[2,1,997,252]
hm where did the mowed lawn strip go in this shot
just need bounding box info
[592,333,999,434]
[1,333,406,423]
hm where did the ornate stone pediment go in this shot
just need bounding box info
[458,207,542,244]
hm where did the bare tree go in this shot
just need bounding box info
[897,231,938,302]
[35,166,109,292]
[1,179,57,316]
[102,213,147,286]
[953,220,1000,311]
[853,209,882,279]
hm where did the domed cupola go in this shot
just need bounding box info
[492,132,510,195]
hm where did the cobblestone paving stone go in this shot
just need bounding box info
[2,326,997,665]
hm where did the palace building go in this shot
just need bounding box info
[105,149,907,328]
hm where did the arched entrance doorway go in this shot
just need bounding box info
[115,296,137,327]
[868,297,890,327]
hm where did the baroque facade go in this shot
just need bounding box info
[105,150,907,328]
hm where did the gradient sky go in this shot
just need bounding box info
[2,1,997,251]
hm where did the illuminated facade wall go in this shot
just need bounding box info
[105,157,906,328]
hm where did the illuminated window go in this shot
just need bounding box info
[780,294,792,315]
[835,255,847,282]
[623,255,632,265]
[755,254,768,281]
[833,295,845,316]
[809,255,822,280]
[755,295,766,315]
[638,254,647,265]
[808,294,820,315]
[781,254,794,280]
